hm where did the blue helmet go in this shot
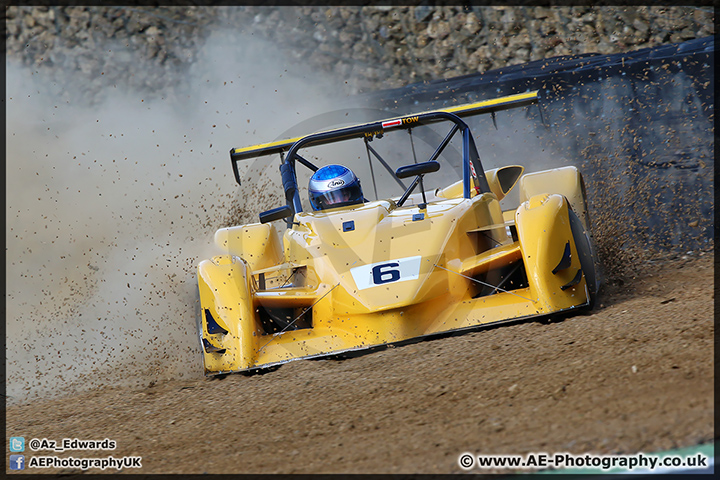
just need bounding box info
[308,164,364,211]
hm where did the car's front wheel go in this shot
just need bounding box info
[568,208,598,310]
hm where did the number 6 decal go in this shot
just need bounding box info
[351,256,421,290]
[372,262,401,285]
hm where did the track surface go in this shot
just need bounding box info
[5,253,714,474]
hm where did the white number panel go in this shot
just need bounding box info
[350,256,422,291]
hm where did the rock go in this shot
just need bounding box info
[466,50,482,70]
[414,5,433,23]
[535,7,551,19]
[679,27,698,39]
[415,32,429,48]
[426,20,450,40]
[514,47,531,62]
[23,13,36,28]
[500,9,519,29]
[463,12,482,35]
[633,18,649,33]
[145,26,161,38]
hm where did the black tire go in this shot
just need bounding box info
[568,208,598,310]
[194,291,209,373]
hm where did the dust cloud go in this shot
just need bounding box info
[5,30,346,405]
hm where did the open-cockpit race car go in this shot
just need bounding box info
[197,91,598,375]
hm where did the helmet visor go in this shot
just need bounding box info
[309,180,364,211]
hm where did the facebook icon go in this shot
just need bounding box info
[10,454,25,470]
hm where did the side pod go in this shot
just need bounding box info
[214,223,284,271]
[197,255,261,374]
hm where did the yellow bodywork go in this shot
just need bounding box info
[197,166,593,375]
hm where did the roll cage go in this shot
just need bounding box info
[229,91,540,226]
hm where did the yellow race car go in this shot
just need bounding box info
[197,91,598,375]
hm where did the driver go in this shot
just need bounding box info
[308,164,365,211]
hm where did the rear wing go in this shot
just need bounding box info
[230,90,539,164]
